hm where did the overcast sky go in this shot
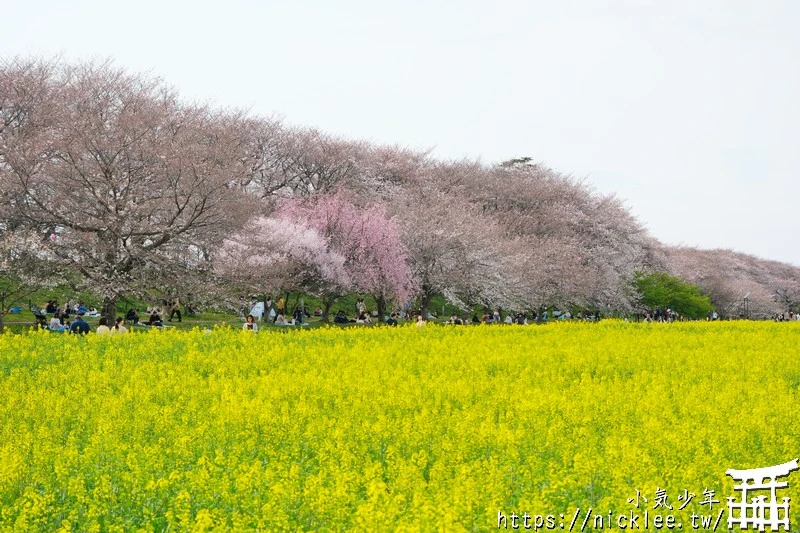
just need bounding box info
[3,0,798,265]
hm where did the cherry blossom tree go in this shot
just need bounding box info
[354,144,431,200]
[468,158,659,312]
[391,186,521,318]
[279,190,414,320]
[7,58,798,325]
[236,117,294,199]
[275,128,367,196]
[0,58,254,324]
[663,246,798,318]
[773,284,800,313]
[0,226,65,332]
[216,216,350,306]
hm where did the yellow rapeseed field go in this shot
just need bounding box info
[1,321,799,531]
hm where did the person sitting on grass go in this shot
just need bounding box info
[49,315,63,330]
[293,308,304,325]
[386,312,398,326]
[356,312,372,324]
[147,310,163,327]
[96,317,111,335]
[415,314,426,327]
[126,308,139,325]
[243,314,259,332]
[69,313,90,335]
[113,317,127,333]
[274,313,287,325]
[448,314,463,325]
[333,310,349,324]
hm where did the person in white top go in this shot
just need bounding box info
[49,316,62,329]
[112,317,127,334]
[96,317,111,335]
[243,314,259,332]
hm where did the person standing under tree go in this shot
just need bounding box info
[264,296,273,321]
[169,297,181,322]
[276,296,285,321]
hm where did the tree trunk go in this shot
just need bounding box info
[536,305,544,324]
[375,293,387,321]
[102,295,117,326]
[420,289,432,321]
[321,297,335,324]
[0,294,6,333]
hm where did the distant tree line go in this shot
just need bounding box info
[1,58,798,329]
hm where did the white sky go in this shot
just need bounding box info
[3,0,799,265]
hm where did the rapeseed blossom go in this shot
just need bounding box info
[0,322,798,530]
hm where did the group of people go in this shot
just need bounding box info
[123,302,184,327]
[470,310,530,324]
[47,312,128,334]
[332,309,373,324]
[248,296,600,329]
[153,297,183,322]
[642,308,682,322]
[328,306,541,326]
[256,296,310,325]
[39,295,183,333]
[42,300,99,320]
[242,295,308,329]
[242,310,308,330]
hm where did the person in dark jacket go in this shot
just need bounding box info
[147,310,163,327]
[126,308,140,325]
[69,314,91,335]
[333,310,349,324]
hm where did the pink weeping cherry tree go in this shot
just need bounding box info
[216,216,351,312]
[278,190,414,320]
[217,190,413,322]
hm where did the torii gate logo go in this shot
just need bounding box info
[726,459,799,531]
